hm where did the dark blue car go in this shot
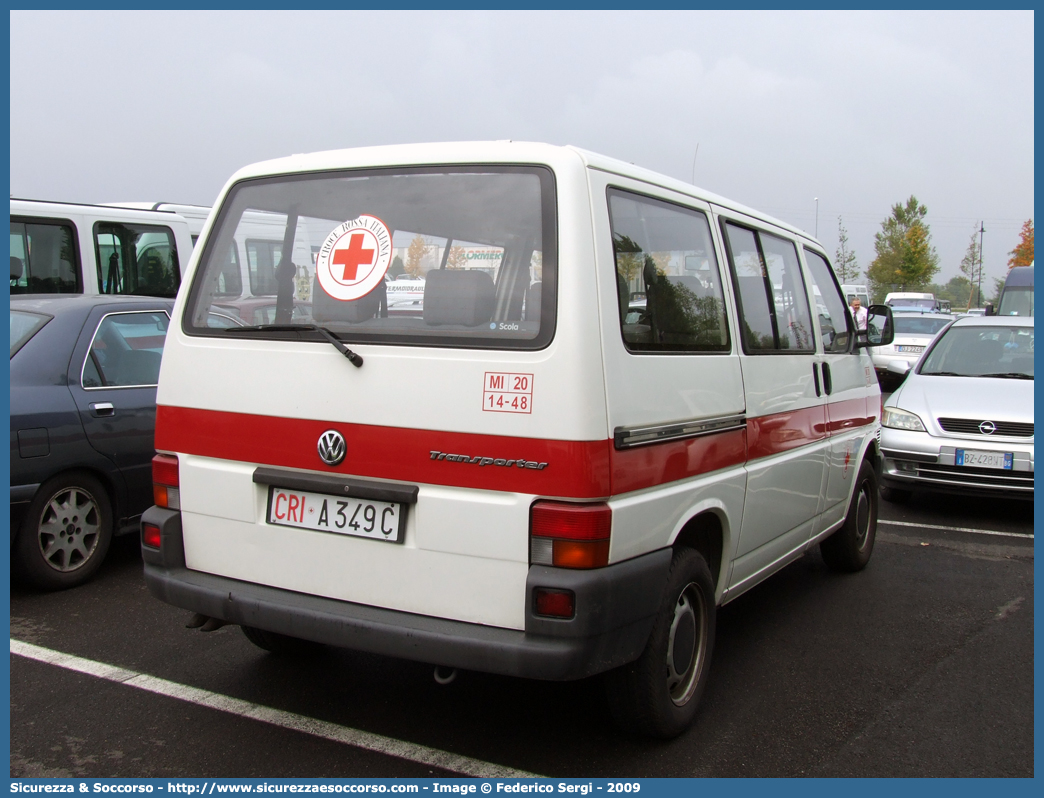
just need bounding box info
[10,294,174,589]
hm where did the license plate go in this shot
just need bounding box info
[267,486,404,543]
[896,345,924,353]
[955,449,1013,470]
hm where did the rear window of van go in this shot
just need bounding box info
[185,166,557,350]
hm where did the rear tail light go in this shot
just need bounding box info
[152,454,180,510]
[142,523,161,549]
[530,501,611,569]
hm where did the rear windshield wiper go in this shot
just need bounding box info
[224,324,363,367]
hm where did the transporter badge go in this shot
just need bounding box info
[317,430,347,466]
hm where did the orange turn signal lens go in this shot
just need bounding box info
[552,539,610,569]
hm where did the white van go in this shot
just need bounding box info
[884,291,938,311]
[141,142,895,738]
[841,283,869,308]
[11,199,193,299]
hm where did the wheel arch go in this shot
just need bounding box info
[669,505,731,604]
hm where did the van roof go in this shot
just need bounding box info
[1004,264,1034,288]
[10,197,189,224]
[224,141,817,247]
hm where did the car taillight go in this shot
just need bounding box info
[530,501,611,569]
[152,454,180,510]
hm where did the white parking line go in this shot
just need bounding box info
[878,519,1033,540]
[10,639,540,779]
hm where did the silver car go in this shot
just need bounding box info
[879,316,1034,501]
[871,311,954,389]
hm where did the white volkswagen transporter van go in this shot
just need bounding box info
[141,142,895,738]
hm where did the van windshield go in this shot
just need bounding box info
[185,166,556,350]
[998,286,1034,317]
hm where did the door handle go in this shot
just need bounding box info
[89,402,115,417]
[812,363,821,397]
[822,362,833,395]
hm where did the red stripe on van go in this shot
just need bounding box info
[610,428,748,495]
[155,405,614,498]
[826,397,875,433]
[747,405,827,461]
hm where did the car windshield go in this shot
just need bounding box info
[919,325,1034,378]
[889,298,936,310]
[998,286,1034,317]
[894,316,951,335]
[185,166,556,350]
[10,309,50,356]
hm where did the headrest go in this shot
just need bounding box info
[423,269,495,326]
[11,256,24,280]
[311,277,384,324]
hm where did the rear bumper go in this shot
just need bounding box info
[141,506,671,681]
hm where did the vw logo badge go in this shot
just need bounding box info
[979,420,997,435]
[317,430,346,466]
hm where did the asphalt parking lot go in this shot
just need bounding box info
[9,490,1033,779]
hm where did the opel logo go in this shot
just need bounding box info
[317,430,346,466]
[979,420,997,435]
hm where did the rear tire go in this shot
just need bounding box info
[821,459,878,572]
[15,471,113,590]
[604,548,716,738]
[879,485,912,504]
[241,625,316,655]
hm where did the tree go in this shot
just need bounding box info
[865,196,940,299]
[1007,219,1033,269]
[958,228,983,310]
[405,236,433,277]
[834,216,859,282]
[446,245,468,269]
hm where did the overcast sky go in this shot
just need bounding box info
[10,10,1034,288]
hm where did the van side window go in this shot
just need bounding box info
[95,223,180,298]
[10,219,81,294]
[245,239,284,295]
[803,249,851,353]
[608,189,729,353]
[723,222,814,353]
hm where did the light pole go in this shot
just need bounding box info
[814,198,819,238]
[977,222,985,307]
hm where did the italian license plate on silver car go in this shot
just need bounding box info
[955,449,1013,470]
[267,486,404,543]
[896,345,924,353]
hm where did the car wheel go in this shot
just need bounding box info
[241,625,316,655]
[879,485,912,504]
[15,472,113,590]
[821,459,878,572]
[604,547,716,738]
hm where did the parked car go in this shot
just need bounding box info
[10,294,173,589]
[871,311,954,389]
[879,316,1033,502]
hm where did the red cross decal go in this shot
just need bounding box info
[332,233,375,281]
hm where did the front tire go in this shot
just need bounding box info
[15,471,113,590]
[604,548,716,738]
[821,459,878,572]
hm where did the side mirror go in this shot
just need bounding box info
[857,304,894,347]
[984,302,994,317]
